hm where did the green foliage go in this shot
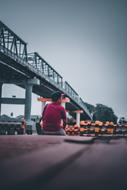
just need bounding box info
[84,103,118,123]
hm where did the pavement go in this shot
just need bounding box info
[0,135,127,190]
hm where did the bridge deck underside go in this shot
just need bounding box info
[0,55,90,120]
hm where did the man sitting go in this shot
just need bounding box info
[40,91,67,135]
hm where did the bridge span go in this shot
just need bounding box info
[0,21,92,124]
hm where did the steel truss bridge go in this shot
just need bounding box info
[0,21,92,121]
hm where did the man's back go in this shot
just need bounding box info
[42,102,66,131]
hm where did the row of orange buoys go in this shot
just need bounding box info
[65,120,127,136]
[65,125,80,136]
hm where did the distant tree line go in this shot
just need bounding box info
[84,103,118,123]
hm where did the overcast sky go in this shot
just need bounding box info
[0,0,127,118]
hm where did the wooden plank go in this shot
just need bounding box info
[64,136,95,143]
[0,136,87,190]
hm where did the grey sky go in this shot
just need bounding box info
[0,0,127,118]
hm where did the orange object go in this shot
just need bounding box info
[107,128,114,134]
[38,97,51,102]
[109,122,114,126]
[74,124,79,129]
[105,121,110,125]
[38,97,70,103]
[61,97,70,103]
[74,110,83,113]
[95,121,100,125]
[99,122,103,126]
[80,128,85,132]
[80,121,85,125]
[95,127,101,133]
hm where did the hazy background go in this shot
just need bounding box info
[0,0,127,118]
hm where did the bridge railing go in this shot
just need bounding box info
[27,52,63,88]
[62,82,91,118]
[79,98,91,118]
[0,21,27,62]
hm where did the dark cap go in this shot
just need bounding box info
[51,91,63,102]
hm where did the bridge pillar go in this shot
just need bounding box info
[24,78,40,122]
[0,83,3,116]
[24,83,32,122]
[74,110,83,126]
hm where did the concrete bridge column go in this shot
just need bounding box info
[0,83,3,116]
[75,110,83,126]
[24,78,40,123]
[24,83,32,122]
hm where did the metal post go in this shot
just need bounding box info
[0,83,3,116]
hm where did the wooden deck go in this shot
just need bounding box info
[0,135,127,190]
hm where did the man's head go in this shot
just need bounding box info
[51,91,64,104]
